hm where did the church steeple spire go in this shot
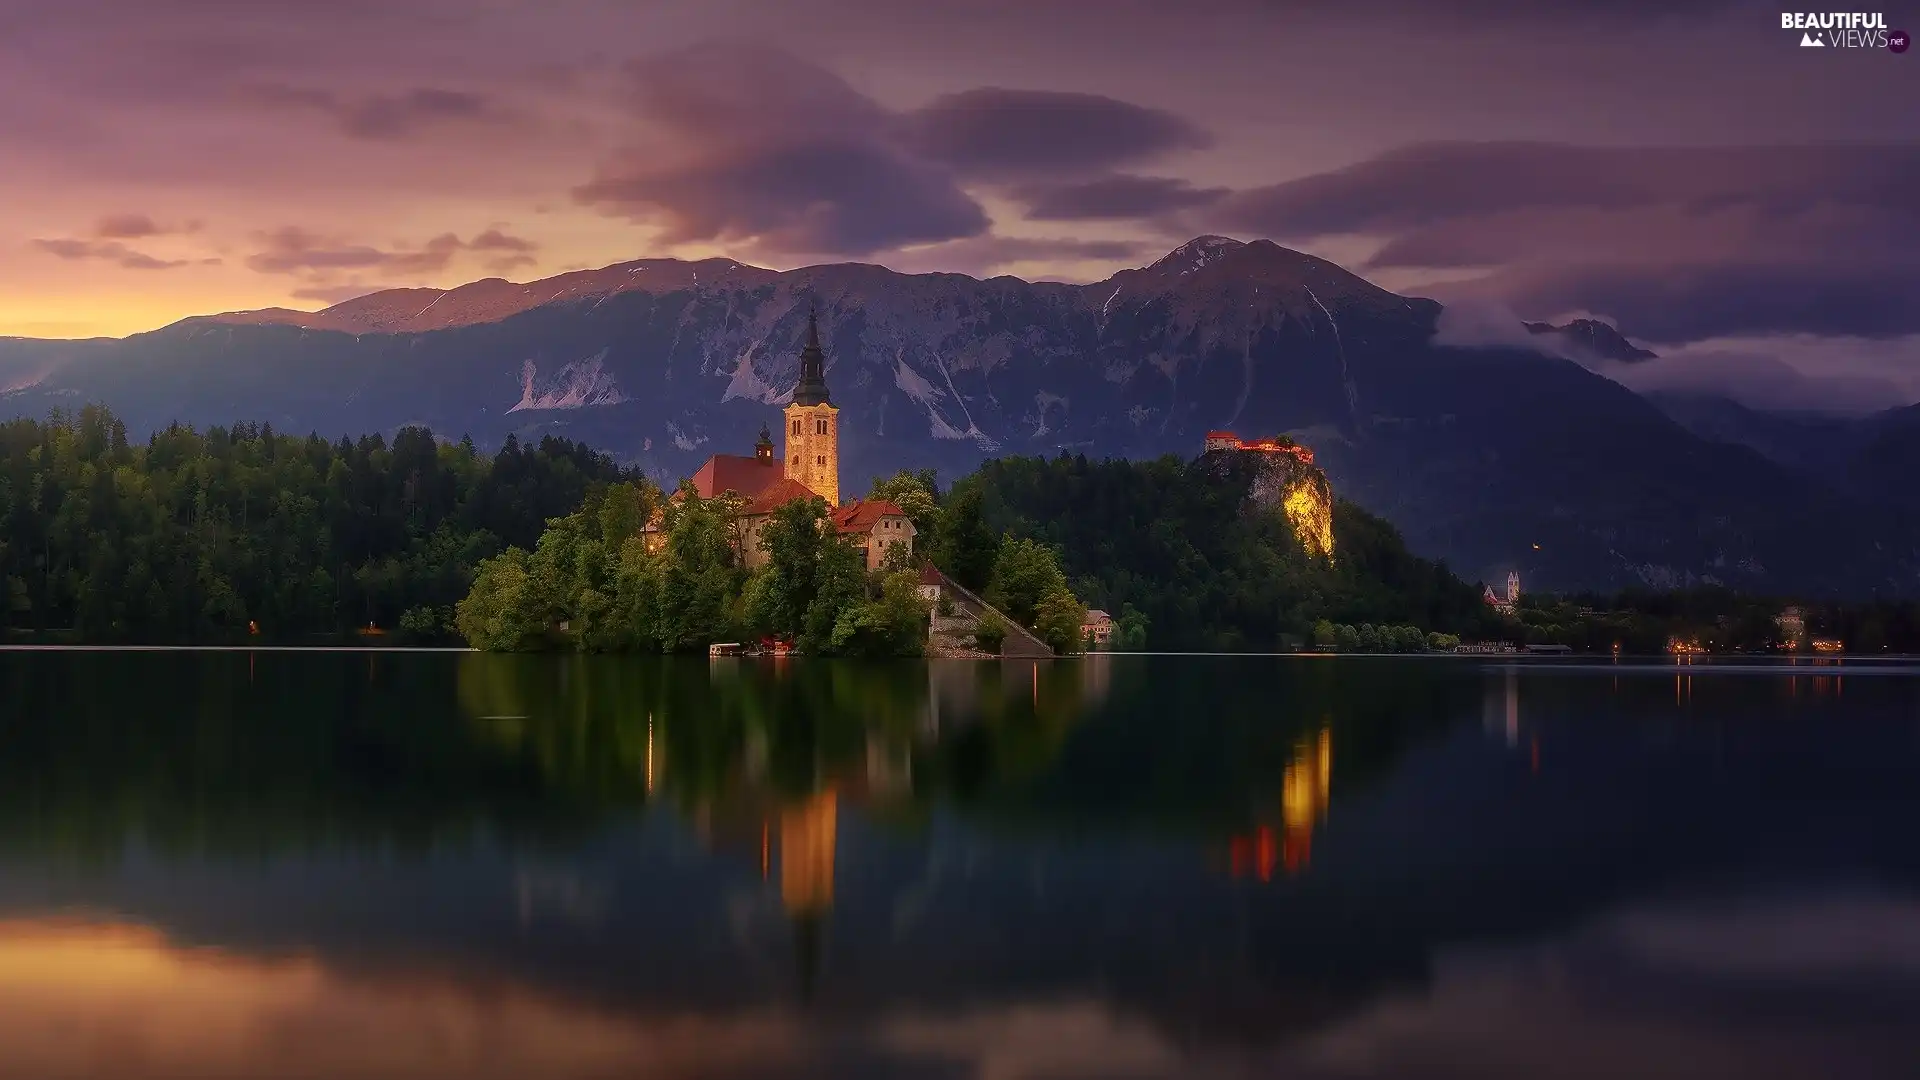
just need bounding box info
[793,305,831,407]
[782,302,840,505]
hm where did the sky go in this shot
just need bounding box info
[3,0,1917,409]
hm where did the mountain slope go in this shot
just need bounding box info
[2,237,1913,595]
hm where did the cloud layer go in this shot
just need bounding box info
[572,43,1212,260]
[1212,142,1920,341]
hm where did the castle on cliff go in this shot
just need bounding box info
[1204,430,1316,466]
[642,309,914,571]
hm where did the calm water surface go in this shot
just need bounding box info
[1,652,1917,1079]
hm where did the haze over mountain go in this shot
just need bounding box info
[3,237,1916,596]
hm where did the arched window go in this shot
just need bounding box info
[792,419,801,435]
[792,455,800,467]
[815,418,828,435]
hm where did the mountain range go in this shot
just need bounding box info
[3,235,1916,595]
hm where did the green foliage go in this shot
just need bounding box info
[931,479,997,592]
[940,452,1502,651]
[801,533,869,654]
[1034,585,1087,655]
[654,486,745,652]
[985,537,1072,628]
[1112,604,1150,651]
[749,493,835,638]
[456,474,927,657]
[869,469,938,537]
[828,571,931,658]
[396,605,451,643]
[971,610,1009,654]
[1310,621,1439,653]
[0,406,636,642]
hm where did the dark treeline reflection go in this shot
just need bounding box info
[0,652,1485,860]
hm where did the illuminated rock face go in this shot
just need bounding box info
[1245,454,1336,562]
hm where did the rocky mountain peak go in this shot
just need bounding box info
[1524,318,1658,363]
[1147,235,1247,276]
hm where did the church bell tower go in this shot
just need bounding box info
[783,306,840,506]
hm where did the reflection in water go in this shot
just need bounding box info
[1281,727,1333,875]
[0,919,817,1080]
[780,790,838,916]
[1231,726,1333,880]
[0,652,1918,1079]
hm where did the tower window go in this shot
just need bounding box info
[815,419,828,435]
[815,455,825,466]
[792,419,801,435]
[792,455,800,467]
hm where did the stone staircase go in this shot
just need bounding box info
[929,571,1054,658]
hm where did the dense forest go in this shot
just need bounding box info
[959,452,1508,649]
[0,406,635,642]
[9,407,1915,653]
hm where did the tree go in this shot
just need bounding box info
[828,570,929,658]
[597,481,654,549]
[971,610,1009,654]
[456,549,546,651]
[1114,604,1150,651]
[1034,585,1087,654]
[986,537,1071,629]
[870,470,938,539]
[751,493,834,638]
[932,480,996,592]
[654,486,743,651]
[1311,619,1337,648]
[801,535,867,655]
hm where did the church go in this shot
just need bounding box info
[644,309,915,571]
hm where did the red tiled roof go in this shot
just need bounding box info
[832,499,908,534]
[918,563,945,585]
[1205,430,1236,439]
[741,477,824,516]
[691,454,781,500]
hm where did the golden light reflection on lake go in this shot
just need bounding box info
[0,919,808,1080]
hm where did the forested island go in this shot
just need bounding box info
[4,406,1916,654]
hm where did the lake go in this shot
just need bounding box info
[1,651,1917,1079]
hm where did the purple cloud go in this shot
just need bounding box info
[241,84,499,139]
[29,237,188,270]
[898,88,1211,179]
[244,227,539,276]
[576,139,989,255]
[1015,175,1228,221]
[1208,141,1920,340]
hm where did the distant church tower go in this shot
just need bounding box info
[1506,571,1521,606]
[783,307,840,506]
